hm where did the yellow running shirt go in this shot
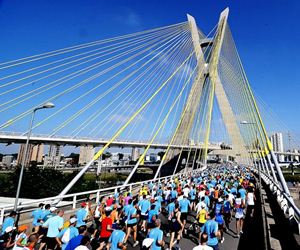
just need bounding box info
[198,209,207,224]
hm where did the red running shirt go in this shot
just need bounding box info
[100,217,112,238]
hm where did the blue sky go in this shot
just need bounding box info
[0,0,299,153]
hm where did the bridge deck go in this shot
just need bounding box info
[0,132,221,150]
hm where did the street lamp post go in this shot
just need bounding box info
[14,102,55,211]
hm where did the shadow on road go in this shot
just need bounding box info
[238,188,264,250]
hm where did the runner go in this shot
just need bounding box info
[74,236,90,250]
[31,203,44,232]
[1,211,17,236]
[13,225,29,250]
[57,218,79,250]
[138,195,151,232]
[147,203,158,233]
[107,222,126,250]
[193,233,213,250]
[124,199,139,247]
[214,198,225,243]
[234,193,245,237]
[76,203,88,227]
[166,198,176,237]
[42,209,64,250]
[169,204,183,250]
[223,195,232,230]
[25,233,39,250]
[41,204,51,222]
[98,207,113,250]
[65,226,87,250]
[93,202,102,229]
[201,211,220,250]
[148,219,165,250]
[246,186,256,218]
[179,195,191,234]
[197,204,208,233]
[189,185,197,211]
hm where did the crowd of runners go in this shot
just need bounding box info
[0,165,257,250]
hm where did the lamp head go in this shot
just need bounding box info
[241,120,249,124]
[42,102,55,109]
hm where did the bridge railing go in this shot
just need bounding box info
[255,169,300,233]
[0,170,199,226]
[0,131,221,147]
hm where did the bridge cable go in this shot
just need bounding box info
[0,28,187,130]
[0,22,187,69]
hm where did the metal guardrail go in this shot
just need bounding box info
[254,169,300,233]
[0,170,201,225]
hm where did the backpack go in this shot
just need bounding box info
[61,228,70,244]
[13,233,27,250]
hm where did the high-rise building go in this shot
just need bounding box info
[31,144,44,163]
[49,145,61,158]
[17,144,44,165]
[270,133,284,162]
[44,145,61,167]
[131,147,140,161]
[79,145,95,165]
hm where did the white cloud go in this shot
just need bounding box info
[112,7,143,29]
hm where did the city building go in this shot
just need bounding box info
[49,145,61,158]
[79,145,95,165]
[292,149,299,162]
[131,147,140,161]
[111,153,119,162]
[270,133,284,162]
[2,155,14,167]
[17,144,44,166]
[109,153,131,162]
[144,153,161,163]
[31,144,44,163]
[122,153,131,161]
[44,145,61,167]
[149,153,160,162]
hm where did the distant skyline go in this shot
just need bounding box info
[0,0,300,153]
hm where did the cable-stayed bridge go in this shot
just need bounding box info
[0,7,299,249]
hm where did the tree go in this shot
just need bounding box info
[68,153,79,165]
[157,151,165,159]
[0,166,100,198]
[102,151,112,160]
[118,153,124,160]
